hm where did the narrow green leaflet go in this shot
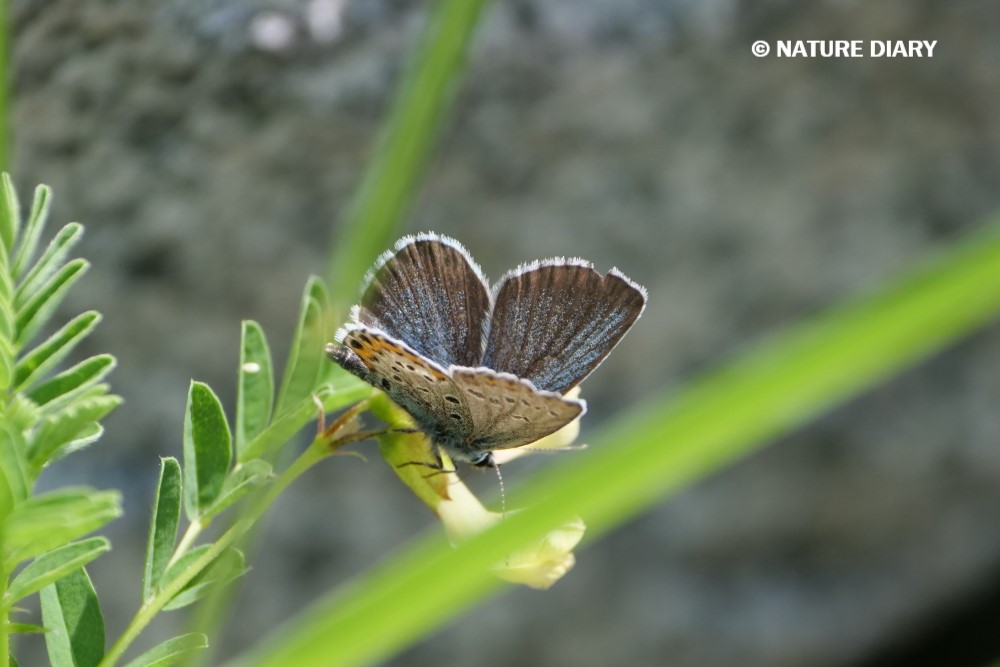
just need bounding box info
[162,547,246,611]
[309,279,332,359]
[12,184,52,277]
[4,488,121,568]
[15,258,89,348]
[0,172,21,252]
[16,222,83,309]
[60,422,104,460]
[0,325,14,390]
[14,311,101,392]
[35,384,111,423]
[121,633,208,667]
[27,354,116,407]
[5,537,110,605]
[183,382,232,519]
[0,426,29,519]
[40,567,105,667]
[235,321,273,457]
[27,395,122,470]
[4,394,40,435]
[239,380,369,462]
[201,459,272,520]
[274,278,327,418]
[143,458,182,601]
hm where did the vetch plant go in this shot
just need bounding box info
[0,174,123,667]
[4,0,1000,665]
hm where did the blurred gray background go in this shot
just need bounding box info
[11,0,1000,665]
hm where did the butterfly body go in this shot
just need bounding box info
[326,233,646,467]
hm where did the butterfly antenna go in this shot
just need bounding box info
[494,463,506,521]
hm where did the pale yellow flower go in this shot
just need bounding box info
[370,390,587,590]
[435,462,585,590]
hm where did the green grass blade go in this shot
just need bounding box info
[327,0,492,315]
[229,218,1000,667]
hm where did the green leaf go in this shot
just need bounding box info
[0,247,15,348]
[14,311,101,392]
[5,488,122,567]
[12,184,52,277]
[27,395,121,470]
[15,258,89,348]
[60,422,104,459]
[182,382,232,519]
[0,334,17,392]
[34,384,111,422]
[235,321,273,458]
[239,379,369,462]
[274,279,327,418]
[16,222,84,310]
[40,567,104,667]
[28,354,116,406]
[121,633,208,667]
[0,425,29,518]
[201,459,272,520]
[10,655,20,667]
[229,216,1000,667]
[0,172,21,252]
[162,547,246,611]
[5,537,110,605]
[143,458,182,601]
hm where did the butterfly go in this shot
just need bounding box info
[326,232,647,468]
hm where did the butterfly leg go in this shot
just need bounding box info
[395,455,457,477]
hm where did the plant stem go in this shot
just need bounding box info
[327,0,491,315]
[165,520,203,570]
[98,441,330,667]
[1,553,9,666]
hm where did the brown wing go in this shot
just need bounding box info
[450,366,584,452]
[353,233,492,367]
[483,262,646,395]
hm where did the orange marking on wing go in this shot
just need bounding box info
[350,332,448,379]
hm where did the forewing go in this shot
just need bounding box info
[354,233,492,367]
[451,367,584,451]
[483,262,646,395]
[332,326,473,440]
